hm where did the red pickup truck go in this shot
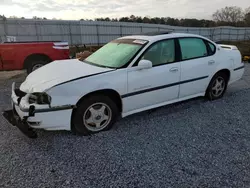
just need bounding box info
[0,41,70,74]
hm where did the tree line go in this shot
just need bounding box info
[1,6,250,27]
[95,6,250,27]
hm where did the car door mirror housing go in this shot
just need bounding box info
[137,60,152,70]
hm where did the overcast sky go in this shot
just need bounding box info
[0,0,249,20]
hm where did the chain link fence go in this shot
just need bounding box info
[0,19,250,45]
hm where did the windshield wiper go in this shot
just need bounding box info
[83,60,116,69]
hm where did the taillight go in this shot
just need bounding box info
[53,42,69,50]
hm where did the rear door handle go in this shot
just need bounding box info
[208,60,215,65]
[169,67,178,72]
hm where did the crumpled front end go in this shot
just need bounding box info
[2,82,75,138]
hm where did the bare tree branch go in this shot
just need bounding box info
[213,6,244,23]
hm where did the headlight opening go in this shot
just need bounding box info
[28,93,52,105]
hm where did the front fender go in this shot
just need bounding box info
[46,69,127,107]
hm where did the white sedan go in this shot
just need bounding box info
[3,32,245,138]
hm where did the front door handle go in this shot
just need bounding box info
[208,60,215,65]
[169,67,179,72]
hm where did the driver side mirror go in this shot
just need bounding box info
[137,60,152,70]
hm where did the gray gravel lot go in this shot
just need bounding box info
[1,65,250,188]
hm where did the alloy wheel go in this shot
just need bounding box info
[211,76,225,97]
[83,102,112,132]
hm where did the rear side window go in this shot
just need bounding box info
[208,41,216,55]
[179,38,208,60]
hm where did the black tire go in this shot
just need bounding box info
[206,72,228,100]
[72,95,119,136]
[26,60,47,74]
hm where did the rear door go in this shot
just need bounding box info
[178,37,217,98]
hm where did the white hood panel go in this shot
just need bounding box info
[20,59,112,93]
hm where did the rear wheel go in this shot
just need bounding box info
[27,60,47,74]
[206,72,228,100]
[72,95,119,135]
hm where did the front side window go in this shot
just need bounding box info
[140,39,175,66]
[179,38,208,60]
[85,39,147,68]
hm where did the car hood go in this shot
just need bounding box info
[20,59,113,93]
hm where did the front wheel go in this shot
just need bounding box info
[72,95,119,135]
[206,73,228,100]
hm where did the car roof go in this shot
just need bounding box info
[119,32,208,43]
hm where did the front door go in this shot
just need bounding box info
[123,39,181,113]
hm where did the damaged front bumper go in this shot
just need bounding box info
[2,82,76,138]
[3,109,38,138]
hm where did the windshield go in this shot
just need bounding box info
[85,39,148,68]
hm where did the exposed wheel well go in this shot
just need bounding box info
[214,69,230,82]
[206,69,231,94]
[71,89,123,130]
[23,54,51,69]
[76,89,122,112]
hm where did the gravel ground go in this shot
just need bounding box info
[1,73,250,187]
